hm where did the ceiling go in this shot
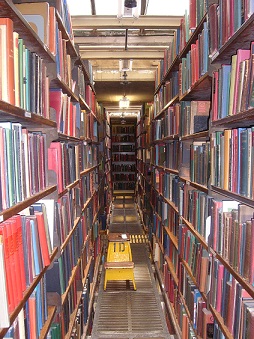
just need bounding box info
[68,0,188,114]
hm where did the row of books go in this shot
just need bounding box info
[209,200,254,285]
[154,30,180,88]
[112,154,135,162]
[209,258,254,338]
[111,134,135,142]
[81,111,98,142]
[112,144,135,152]
[112,164,135,172]
[189,141,210,186]
[112,174,135,182]
[179,22,209,96]
[0,17,50,116]
[0,123,47,211]
[111,125,135,134]
[81,143,98,170]
[180,101,210,136]
[209,1,254,59]
[154,72,179,114]
[48,141,80,193]
[49,89,81,137]
[180,186,212,241]
[178,225,210,294]
[0,202,53,325]
[151,104,180,140]
[211,46,254,120]
[2,279,51,339]
[211,127,254,198]
[150,144,165,167]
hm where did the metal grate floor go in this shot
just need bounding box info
[91,197,172,339]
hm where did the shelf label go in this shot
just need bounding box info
[25,111,32,118]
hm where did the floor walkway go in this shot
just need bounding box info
[91,196,172,339]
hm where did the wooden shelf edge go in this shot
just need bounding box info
[165,255,179,285]
[209,306,234,339]
[0,185,57,222]
[164,227,178,250]
[39,305,57,339]
[181,217,208,251]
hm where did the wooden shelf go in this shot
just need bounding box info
[55,10,77,58]
[180,130,209,141]
[50,75,79,102]
[0,247,58,338]
[0,101,57,127]
[214,251,254,299]
[39,306,57,339]
[59,179,80,198]
[154,94,180,119]
[165,255,179,285]
[164,227,178,250]
[209,306,234,339]
[181,217,208,251]
[0,185,57,222]
[179,73,212,101]
[211,185,254,209]
[179,177,209,194]
[211,12,254,64]
[211,107,254,128]
[0,0,55,63]
[154,56,180,95]
[80,164,99,177]
[179,14,207,59]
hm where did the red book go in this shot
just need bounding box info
[8,218,23,302]
[249,218,254,284]
[0,222,14,312]
[48,142,63,192]
[28,292,37,339]
[49,89,63,132]
[49,7,56,56]
[0,18,15,105]
[215,263,224,313]
[202,308,214,339]
[35,212,50,267]
[10,215,26,292]
[189,0,197,30]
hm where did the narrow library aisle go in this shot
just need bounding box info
[91,196,172,339]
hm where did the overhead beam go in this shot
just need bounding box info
[79,50,164,59]
[74,35,172,45]
[71,15,182,29]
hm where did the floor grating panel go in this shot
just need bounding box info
[91,198,171,339]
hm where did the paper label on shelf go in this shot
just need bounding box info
[25,111,32,118]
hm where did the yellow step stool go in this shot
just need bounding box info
[104,233,136,290]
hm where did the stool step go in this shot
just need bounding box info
[105,261,134,269]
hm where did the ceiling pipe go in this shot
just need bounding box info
[125,28,128,50]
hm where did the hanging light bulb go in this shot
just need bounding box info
[119,95,130,108]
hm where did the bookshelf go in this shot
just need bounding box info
[111,121,136,196]
[139,1,254,338]
[0,0,103,338]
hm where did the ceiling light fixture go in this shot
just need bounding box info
[119,59,133,72]
[118,0,140,18]
[124,0,137,8]
[119,95,130,108]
